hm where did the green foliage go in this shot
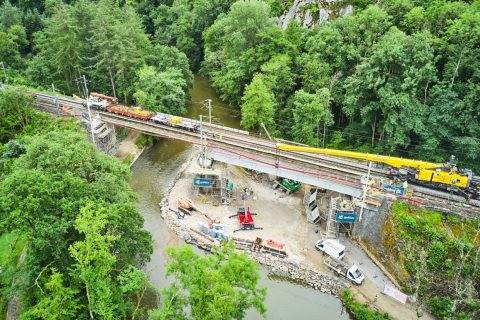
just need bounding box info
[152,0,236,70]
[148,45,193,88]
[341,290,390,320]
[0,88,50,143]
[69,205,119,318]
[203,0,276,107]
[292,88,333,146]
[23,0,191,107]
[0,121,153,317]
[19,268,82,319]
[386,203,480,319]
[343,28,436,150]
[150,243,267,320]
[0,232,26,317]
[0,1,22,32]
[0,31,22,72]
[135,134,157,148]
[134,65,186,114]
[240,74,275,132]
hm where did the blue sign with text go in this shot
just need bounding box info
[335,212,357,223]
[382,184,405,196]
[193,178,212,187]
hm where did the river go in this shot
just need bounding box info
[130,75,350,319]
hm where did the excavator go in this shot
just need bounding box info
[276,144,479,199]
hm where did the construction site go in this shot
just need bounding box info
[157,148,425,319]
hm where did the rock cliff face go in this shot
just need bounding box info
[277,0,353,29]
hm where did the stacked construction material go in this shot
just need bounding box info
[198,222,229,241]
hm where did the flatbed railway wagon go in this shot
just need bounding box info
[151,113,199,132]
[89,92,118,110]
[106,105,155,121]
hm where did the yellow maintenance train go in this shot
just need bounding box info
[277,144,479,199]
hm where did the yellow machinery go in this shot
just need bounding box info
[171,116,183,124]
[276,144,478,197]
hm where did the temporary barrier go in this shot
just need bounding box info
[383,285,408,304]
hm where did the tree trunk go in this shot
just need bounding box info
[424,81,429,105]
[132,287,147,320]
[450,50,464,87]
[109,69,117,99]
[85,284,94,319]
[371,113,376,147]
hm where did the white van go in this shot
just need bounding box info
[315,239,345,260]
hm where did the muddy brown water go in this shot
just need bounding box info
[130,75,350,319]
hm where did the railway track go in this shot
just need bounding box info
[18,88,480,214]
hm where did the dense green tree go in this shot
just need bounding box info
[0,89,49,143]
[90,0,150,101]
[0,1,22,31]
[31,3,83,92]
[0,127,152,269]
[260,54,295,105]
[119,265,154,320]
[69,205,119,319]
[343,29,436,149]
[240,74,275,132]
[203,0,276,106]
[153,0,236,69]
[0,32,21,72]
[148,45,193,88]
[403,0,469,36]
[292,89,333,146]
[19,268,82,319]
[134,65,186,114]
[150,243,266,320]
[300,60,330,94]
[7,24,28,53]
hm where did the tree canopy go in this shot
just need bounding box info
[150,243,267,320]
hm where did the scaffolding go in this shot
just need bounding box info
[191,165,232,205]
[303,188,321,224]
[325,196,356,238]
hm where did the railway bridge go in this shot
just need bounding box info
[6,87,480,217]
[29,89,371,198]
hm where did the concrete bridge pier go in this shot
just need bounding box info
[86,117,117,153]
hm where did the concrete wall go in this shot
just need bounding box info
[353,200,391,253]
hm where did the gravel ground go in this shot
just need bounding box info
[339,234,396,291]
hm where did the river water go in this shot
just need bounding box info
[130,75,350,319]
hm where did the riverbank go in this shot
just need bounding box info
[113,130,149,168]
[156,150,429,319]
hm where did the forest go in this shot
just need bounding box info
[0,0,479,171]
[0,89,266,318]
[1,0,479,319]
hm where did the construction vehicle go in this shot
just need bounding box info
[273,177,301,194]
[315,239,345,260]
[324,256,365,285]
[277,144,479,199]
[230,207,263,232]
